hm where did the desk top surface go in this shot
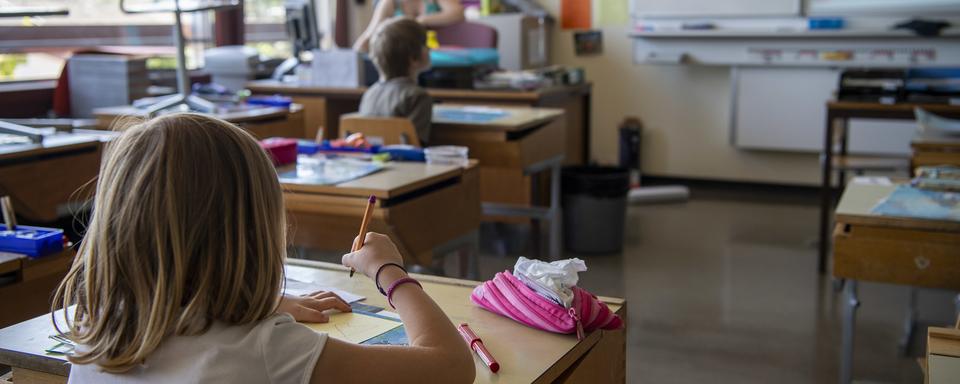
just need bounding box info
[827,101,960,117]
[0,252,24,275]
[432,105,564,132]
[0,131,113,161]
[912,130,960,148]
[246,80,592,102]
[279,161,468,199]
[0,259,625,383]
[92,105,297,124]
[835,182,960,232]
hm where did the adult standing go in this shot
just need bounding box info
[353,0,465,52]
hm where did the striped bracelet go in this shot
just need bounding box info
[386,277,423,309]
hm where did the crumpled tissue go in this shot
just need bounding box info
[513,256,587,308]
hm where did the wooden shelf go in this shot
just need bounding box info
[630,28,960,39]
[831,155,910,171]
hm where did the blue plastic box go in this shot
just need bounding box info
[379,146,426,162]
[0,224,64,258]
[809,17,845,30]
[247,95,293,108]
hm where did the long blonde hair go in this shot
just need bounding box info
[52,113,287,372]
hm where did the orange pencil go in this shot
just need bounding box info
[350,195,377,277]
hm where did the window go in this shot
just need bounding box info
[245,0,335,59]
[0,0,176,81]
[245,0,291,59]
[0,0,331,82]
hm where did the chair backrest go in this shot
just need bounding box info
[434,22,498,49]
[339,114,421,146]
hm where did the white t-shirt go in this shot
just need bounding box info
[68,314,327,384]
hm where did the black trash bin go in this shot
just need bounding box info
[562,166,630,254]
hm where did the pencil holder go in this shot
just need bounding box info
[0,224,64,258]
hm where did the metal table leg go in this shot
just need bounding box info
[481,155,565,261]
[898,288,918,356]
[548,160,561,259]
[840,279,859,384]
[819,112,836,274]
[954,293,960,327]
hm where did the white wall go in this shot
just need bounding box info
[344,1,824,185]
[539,2,821,185]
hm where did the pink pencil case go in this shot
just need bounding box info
[470,270,622,340]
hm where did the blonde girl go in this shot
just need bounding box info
[53,113,474,383]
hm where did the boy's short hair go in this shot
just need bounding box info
[370,17,427,79]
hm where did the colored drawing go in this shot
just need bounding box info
[561,0,591,30]
[304,311,402,344]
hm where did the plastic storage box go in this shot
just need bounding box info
[424,146,469,166]
[0,224,64,258]
[259,138,298,166]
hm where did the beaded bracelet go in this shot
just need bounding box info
[386,277,423,309]
[374,263,407,296]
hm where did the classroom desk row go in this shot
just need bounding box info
[1,106,304,224]
[246,80,592,166]
[281,160,482,269]
[1,100,569,331]
[93,97,569,219]
[6,100,566,260]
[818,101,960,274]
[831,180,960,384]
[0,259,628,384]
[92,104,306,139]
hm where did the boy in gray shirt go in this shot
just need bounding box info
[359,17,433,145]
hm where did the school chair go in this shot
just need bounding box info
[339,114,421,147]
[434,22,498,49]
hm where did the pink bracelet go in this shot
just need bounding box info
[386,277,422,309]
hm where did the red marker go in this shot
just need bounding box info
[458,323,499,373]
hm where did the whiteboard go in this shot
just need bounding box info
[732,67,914,154]
[633,0,800,18]
[808,0,960,15]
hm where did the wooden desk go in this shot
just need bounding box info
[246,80,592,165]
[0,132,111,222]
[0,259,627,384]
[926,326,960,384]
[92,104,306,139]
[281,161,481,268]
[819,102,960,274]
[912,131,960,168]
[0,250,74,329]
[431,106,566,257]
[832,181,960,384]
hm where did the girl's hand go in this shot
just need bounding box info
[342,232,404,279]
[277,291,352,323]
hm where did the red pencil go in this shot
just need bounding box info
[350,195,377,277]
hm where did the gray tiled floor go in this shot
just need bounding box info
[303,185,958,384]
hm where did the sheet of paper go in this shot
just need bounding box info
[309,49,364,88]
[527,28,547,66]
[593,0,629,27]
[283,278,365,303]
[361,324,408,346]
[278,157,384,186]
[303,312,402,344]
[851,176,892,186]
[871,185,960,221]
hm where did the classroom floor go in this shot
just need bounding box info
[300,182,958,384]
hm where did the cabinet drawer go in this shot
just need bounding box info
[833,223,960,290]
[432,118,565,168]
